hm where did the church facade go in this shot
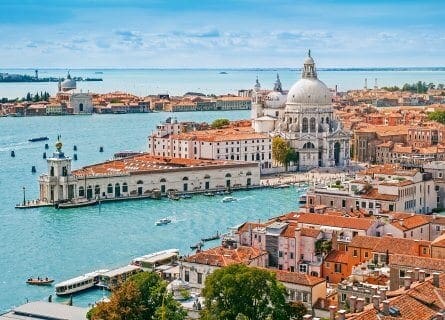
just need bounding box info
[252,52,351,171]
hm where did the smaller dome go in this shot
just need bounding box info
[265,91,286,108]
[61,72,76,91]
[304,56,314,65]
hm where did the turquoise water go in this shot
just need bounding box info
[0,111,303,311]
[1,68,445,99]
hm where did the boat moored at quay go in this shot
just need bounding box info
[55,269,109,296]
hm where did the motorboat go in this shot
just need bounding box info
[201,231,220,242]
[26,277,54,286]
[28,137,49,142]
[272,184,291,189]
[204,192,215,197]
[155,218,171,226]
[55,270,108,296]
[168,193,180,201]
[180,194,192,199]
[222,196,236,203]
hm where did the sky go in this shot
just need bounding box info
[0,0,444,68]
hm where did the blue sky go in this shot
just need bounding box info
[0,0,444,68]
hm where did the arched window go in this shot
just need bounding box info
[160,178,166,183]
[302,118,308,132]
[122,182,128,193]
[204,174,210,179]
[225,173,232,178]
[95,185,100,195]
[182,177,188,181]
[79,186,85,197]
[246,171,252,176]
[79,103,84,112]
[50,166,54,177]
[87,185,93,199]
[107,183,113,193]
[326,117,329,124]
[310,117,316,132]
[303,142,315,149]
[137,180,144,184]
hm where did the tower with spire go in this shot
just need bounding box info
[273,73,282,92]
[301,49,317,79]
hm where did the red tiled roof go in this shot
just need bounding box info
[389,215,430,231]
[283,212,375,231]
[349,235,431,255]
[432,233,445,247]
[361,188,398,201]
[325,250,349,264]
[389,254,445,272]
[271,269,325,286]
[185,246,267,267]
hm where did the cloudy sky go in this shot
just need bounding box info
[1,0,444,68]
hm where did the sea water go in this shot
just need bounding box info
[0,68,445,99]
[0,111,304,310]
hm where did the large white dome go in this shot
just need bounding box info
[286,78,331,105]
[61,72,76,92]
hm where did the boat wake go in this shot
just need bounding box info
[0,141,36,152]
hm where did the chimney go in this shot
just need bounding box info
[356,298,365,312]
[404,276,412,290]
[419,269,426,282]
[338,310,346,320]
[414,267,420,281]
[372,295,380,310]
[349,296,357,313]
[433,272,440,288]
[435,313,444,320]
[382,300,390,316]
[302,315,313,320]
[407,269,414,281]
[379,288,387,301]
[329,305,337,320]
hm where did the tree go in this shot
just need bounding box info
[211,118,230,129]
[428,110,445,125]
[272,136,296,171]
[315,239,332,255]
[88,272,186,320]
[201,264,300,320]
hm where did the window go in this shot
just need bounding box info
[278,251,283,258]
[299,264,307,273]
[185,271,190,282]
[122,183,128,193]
[399,270,405,278]
[422,247,427,254]
[341,293,347,302]
[197,273,202,284]
[107,184,113,193]
[353,249,358,257]
[302,118,308,132]
[342,199,346,208]
[290,252,294,259]
[302,292,308,302]
[78,186,85,197]
[95,185,100,195]
[310,117,316,132]
[436,226,441,232]
[334,263,342,273]
[364,251,369,258]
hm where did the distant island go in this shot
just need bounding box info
[0,71,102,83]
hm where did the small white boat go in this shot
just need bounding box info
[55,269,108,296]
[155,218,171,226]
[222,196,236,203]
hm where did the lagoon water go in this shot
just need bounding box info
[0,111,305,311]
[1,68,445,99]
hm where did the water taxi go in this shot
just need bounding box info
[28,137,49,142]
[26,277,54,286]
[55,270,108,296]
[97,265,142,290]
[155,218,171,226]
[222,196,236,203]
[131,249,179,270]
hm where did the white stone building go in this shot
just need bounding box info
[252,51,351,171]
[57,72,93,114]
[38,142,260,204]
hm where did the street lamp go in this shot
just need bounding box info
[22,186,26,206]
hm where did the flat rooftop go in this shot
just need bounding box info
[72,154,257,177]
[0,301,88,320]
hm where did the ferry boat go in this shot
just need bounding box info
[222,196,236,203]
[28,136,49,142]
[131,249,179,270]
[26,277,54,286]
[155,218,171,226]
[55,269,108,296]
[97,265,142,290]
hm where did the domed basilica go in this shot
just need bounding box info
[252,51,350,171]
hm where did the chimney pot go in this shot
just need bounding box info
[349,295,357,313]
[404,276,412,290]
[407,270,415,281]
[433,272,440,288]
[356,298,365,312]
[414,267,420,281]
[329,305,337,320]
[419,270,426,282]
[338,310,346,320]
[382,300,390,316]
[372,295,380,310]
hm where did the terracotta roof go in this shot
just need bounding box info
[236,222,265,235]
[284,212,375,231]
[184,246,267,267]
[390,215,430,231]
[72,153,256,177]
[432,233,445,247]
[349,235,431,255]
[361,188,398,201]
[389,254,445,272]
[271,269,325,286]
[301,228,322,238]
[170,126,269,142]
[325,250,349,264]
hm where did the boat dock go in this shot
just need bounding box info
[131,249,179,270]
